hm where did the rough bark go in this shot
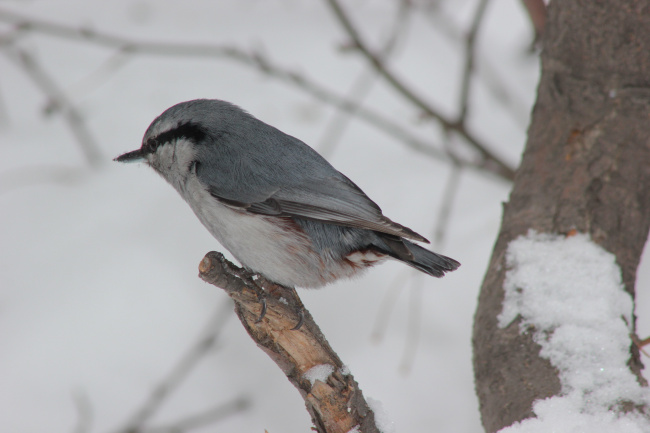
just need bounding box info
[473,1,650,431]
[198,252,378,433]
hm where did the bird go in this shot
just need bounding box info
[115,99,459,288]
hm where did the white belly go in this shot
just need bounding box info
[179,176,376,287]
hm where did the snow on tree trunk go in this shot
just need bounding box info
[472,1,650,431]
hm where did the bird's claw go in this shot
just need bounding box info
[290,308,305,330]
[244,271,304,330]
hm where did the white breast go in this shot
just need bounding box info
[182,175,331,287]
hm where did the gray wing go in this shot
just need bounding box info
[192,118,429,243]
[201,171,429,244]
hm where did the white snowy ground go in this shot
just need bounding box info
[1,1,649,432]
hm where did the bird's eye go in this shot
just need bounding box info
[190,160,201,174]
[143,138,157,154]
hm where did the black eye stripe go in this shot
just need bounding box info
[144,121,208,153]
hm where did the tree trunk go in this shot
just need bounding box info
[472,1,650,431]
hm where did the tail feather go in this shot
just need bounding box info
[404,241,460,277]
[380,236,460,278]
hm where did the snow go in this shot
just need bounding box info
[303,364,335,386]
[498,231,650,432]
[501,397,649,433]
[367,397,396,433]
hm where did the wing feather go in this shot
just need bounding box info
[207,181,429,243]
[193,126,429,243]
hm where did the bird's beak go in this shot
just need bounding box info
[114,148,146,163]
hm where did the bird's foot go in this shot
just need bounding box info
[242,271,304,330]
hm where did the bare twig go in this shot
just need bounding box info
[0,8,511,179]
[0,79,9,126]
[324,0,516,181]
[71,390,93,433]
[66,50,132,100]
[3,48,104,167]
[0,164,88,194]
[198,251,379,433]
[318,0,411,158]
[458,0,490,120]
[141,397,250,433]
[115,300,234,433]
[400,159,463,371]
[399,278,424,375]
[248,50,451,164]
[422,5,532,128]
[433,163,462,246]
[520,0,547,44]
[631,333,650,359]
[371,160,462,368]
[370,269,409,344]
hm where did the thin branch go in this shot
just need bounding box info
[71,390,93,433]
[318,0,411,158]
[0,9,443,160]
[520,0,547,44]
[324,0,516,181]
[370,161,463,348]
[3,48,104,167]
[0,164,88,194]
[370,269,409,344]
[458,0,490,120]
[433,163,462,246]
[248,50,451,164]
[399,277,424,375]
[65,50,132,100]
[400,156,463,371]
[0,8,510,180]
[422,5,532,129]
[141,397,250,433]
[115,301,233,433]
[198,251,379,433]
[0,76,9,126]
[371,160,463,366]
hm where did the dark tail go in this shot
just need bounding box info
[379,235,460,277]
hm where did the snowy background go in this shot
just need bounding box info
[1,1,649,432]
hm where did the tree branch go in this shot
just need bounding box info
[71,390,93,433]
[0,8,512,181]
[140,398,250,433]
[458,0,490,120]
[198,251,379,433]
[318,0,411,158]
[520,0,547,44]
[323,0,516,181]
[115,301,239,433]
[421,5,532,129]
[3,48,104,167]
